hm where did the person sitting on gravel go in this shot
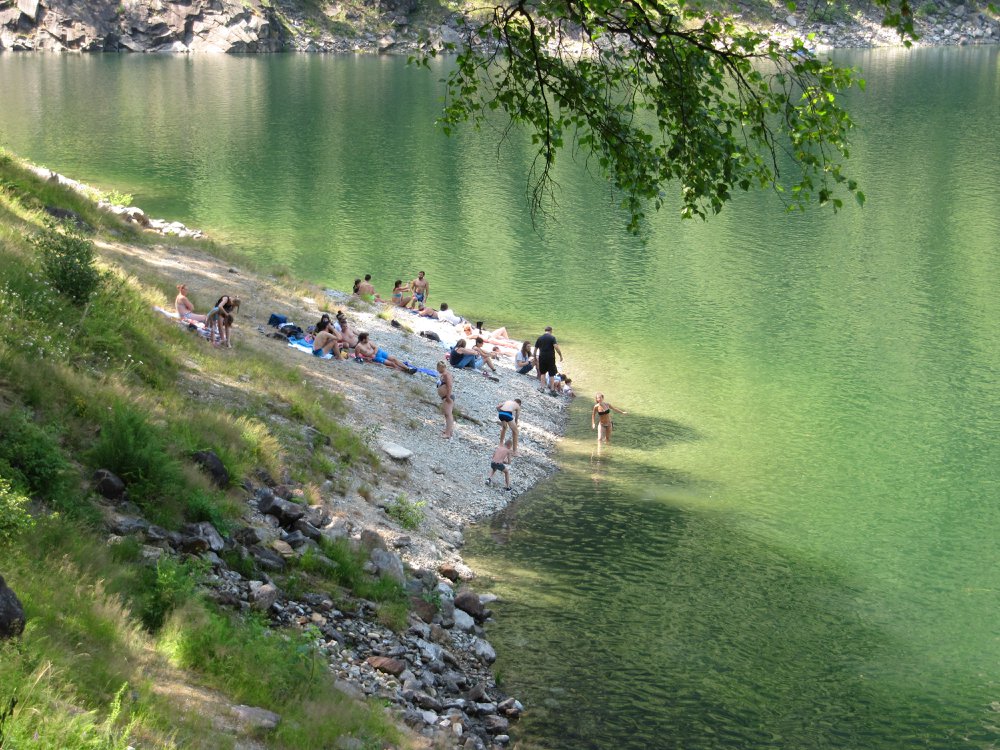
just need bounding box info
[486,439,514,491]
[449,339,479,369]
[335,310,359,349]
[472,337,499,373]
[354,332,416,374]
[391,280,414,307]
[514,341,536,375]
[311,318,345,358]
[174,283,207,322]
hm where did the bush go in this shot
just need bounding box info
[137,557,199,631]
[87,403,182,505]
[385,494,425,530]
[30,222,101,305]
[0,408,74,508]
[0,477,35,545]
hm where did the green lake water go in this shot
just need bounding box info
[1,47,998,749]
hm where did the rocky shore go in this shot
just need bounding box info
[1,0,997,54]
[57,167,574,748]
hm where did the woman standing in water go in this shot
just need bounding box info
[592,392,627,443]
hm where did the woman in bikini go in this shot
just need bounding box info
[174,284,207,322]
[436,360,455,438]
[391,280,413,307]
[592,392,627,443]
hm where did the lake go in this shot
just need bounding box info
[1,47,998,749]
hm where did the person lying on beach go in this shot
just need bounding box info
[175,284,207,323]
[486,439,514,490]
[497,398,522,454]
[354,332,416,373]
[418,302,461,325]
[461,323,520,353]
[391,280,414,307]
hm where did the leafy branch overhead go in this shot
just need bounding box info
[426,0,913,230]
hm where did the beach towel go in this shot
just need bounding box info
[154,306,210,338]
[288,337,335,360]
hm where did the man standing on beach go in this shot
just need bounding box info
[409,271,429,308]
[533,326,563,393]
[497,398,521,454]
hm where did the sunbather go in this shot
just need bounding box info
[354,332,416,374]
[175,284,207,323]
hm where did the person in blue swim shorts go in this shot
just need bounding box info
[496,398,522,455]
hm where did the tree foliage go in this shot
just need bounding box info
[425,0,918,229]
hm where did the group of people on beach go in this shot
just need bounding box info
[175,284,240,348]
[175,269,629,496]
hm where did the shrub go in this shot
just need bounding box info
[385,494,425,530]
[87,403,181,505]
[137,557,199,631]
[30,222,101,305]
[0,477,35,545]
[0,408,74,508]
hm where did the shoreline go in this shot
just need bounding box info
[0,2,997,54]
[32,160,574,747]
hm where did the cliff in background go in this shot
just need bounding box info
[1,0,998,53]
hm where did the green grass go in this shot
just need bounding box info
[0,149,407,748]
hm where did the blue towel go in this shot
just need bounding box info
[288,337,334,360]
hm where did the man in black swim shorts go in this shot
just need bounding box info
[533,326,563,393]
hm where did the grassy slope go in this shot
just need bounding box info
[0,150,414,749]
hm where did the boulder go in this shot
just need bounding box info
[109,515,149,536]
[248,544,286,571]
[256,489,305,527]
[471,637,496,664]
[0,576,26,639]
[93,469,127,501]
[453,590,485,620]
[180,522,225,553]
[250,582,279,611]
[230,704,280,731]
[191,450,229,487]
[370,548,405,584]
[451,608,475,634]
[366,655,406,676]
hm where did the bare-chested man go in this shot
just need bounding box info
[486,439,514,490]
[409,271,429,308]
[497,398,522,454]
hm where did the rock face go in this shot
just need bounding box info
[0,575,26,639]
[0,0,286,53]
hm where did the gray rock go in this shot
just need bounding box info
[181,522,225,552]
[93,469,126,501]
[248,544,286,571]
[230,704,280,731]
[250,582,279,611]
[109,515,149,536]
[256,489,305,527]
[471,637,496,664]
[454,590,485,620]
[191,450,229,487]
[369,548,405,584]
[451,608,475,633]
[380,440,412,460]
[0,576,26,639]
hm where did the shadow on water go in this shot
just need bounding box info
[466,460,1000,750]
